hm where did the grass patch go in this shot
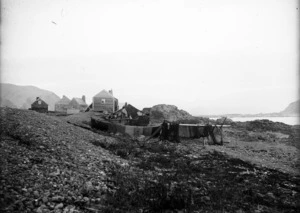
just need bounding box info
[89,135,300,212]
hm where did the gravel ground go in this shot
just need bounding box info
[1,107,299,213]
[0,107,127,213]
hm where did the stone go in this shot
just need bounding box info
[36,204,47,213]
[267,192,276,200]
[48,202,55,210]
[63,205,76,213]
[201,196,210,202]
[25,200,34,209]
[42,197,48,203]
[137,135,146,142]
[52,196,64,202]
[55,203,64,209]
[85,181,93,191]
[256,193,264,199]
[34,199,40,206]
[95,198,101,203]
[83,197,90,203]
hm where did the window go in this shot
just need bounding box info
[38,101,41,104]
[101,99,106,104]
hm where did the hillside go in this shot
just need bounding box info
[281,100,300,116]
[0,107,126,213]
[0,98,17,108]
[0,83,60,111]
[0,107,299,212]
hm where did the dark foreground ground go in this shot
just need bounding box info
[0,108,299,213]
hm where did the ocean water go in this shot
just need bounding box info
[230,117,300,125]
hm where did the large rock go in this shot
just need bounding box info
[150,104,194,124]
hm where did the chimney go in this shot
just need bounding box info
[109,89,113,95]
[36,97,39,100]
[82,95,86,103]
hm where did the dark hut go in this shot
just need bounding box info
[108,103,150,126]
[30,97,48,113]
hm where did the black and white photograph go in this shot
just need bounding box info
[0,0,299,212]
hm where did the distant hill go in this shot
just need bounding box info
[0,98,17,108]
[0,83,60,111]
[204,100,300,118]
[280,100,299,116]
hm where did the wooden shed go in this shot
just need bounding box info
[68,96,88,112]
[30,97,48,113]
[108,103,150,126]
[55,95,71,112]
[93,90,118,113]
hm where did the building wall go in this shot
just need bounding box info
[68,100,80,109]
[31,101,48,112]
[93,97,115,112]
[31,108,48,113]
[68,99,87,112]
[55,104,70,112]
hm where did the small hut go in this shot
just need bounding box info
[30,97,48,113]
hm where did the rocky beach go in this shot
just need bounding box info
[0,107,299,213]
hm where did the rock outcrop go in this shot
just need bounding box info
[150,104,194,124]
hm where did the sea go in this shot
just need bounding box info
[229,117,300,125]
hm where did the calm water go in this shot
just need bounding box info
[230,117,300,125]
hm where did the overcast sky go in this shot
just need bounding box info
[1,0,299,115]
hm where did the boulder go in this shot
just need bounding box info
[150,104,194,124]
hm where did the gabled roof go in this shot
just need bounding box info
[72,98,87,106]
[113,104,143,119]
[32,97,48,106]
[93,90,115,98]
[56,95,71,105]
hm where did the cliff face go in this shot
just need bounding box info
[0,83,60,111]
[280,100,299,116]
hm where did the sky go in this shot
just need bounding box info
[1,0,299,115]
